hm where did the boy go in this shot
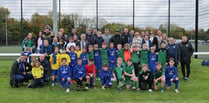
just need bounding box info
[108,42,117,70]
[113,57,124,91]
[85,59,96,89]
[80,47,88,66]
[124,59,137,90]
[165,58,179,93]
[27,61,44,88]
[74,59,86,89]
[153,62,165,92]
[75,45,82,58]
[131,45,140,77]
[117,44,124,61]
[49,47,60,86]
[68,46,77,68]
[94,44,102,80]
[138,64,153,92]
[157,41,168,70]
[148,47,158,72]
[59,48,71,65]
[87,45,94,60]
[58,58,72,92]
[140,44,149,66]
[99,63,112,90]
[100,42,108,65]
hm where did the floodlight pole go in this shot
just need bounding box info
[59,0,61,28]
[195,0,198,58]
[21,0,23,41]
[96,0,98,30]
[168,0,170,37]
[53,0,58,36]
[133,0,135,30]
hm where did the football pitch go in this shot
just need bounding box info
[0,59,209,103]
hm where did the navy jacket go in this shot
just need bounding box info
[166,43,180,65]
[73,64,86,79]
[165,66,178,80]
[40,45,53,55]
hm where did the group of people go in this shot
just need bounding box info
[10,28,194,93]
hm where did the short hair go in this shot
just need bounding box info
[169,58,175,62]
[61,58,67,61]
[88,58,94,62]
[103,63,108,67]
[117,57,123,61]
[142,64,148,67]
[127,58,133,62]
[156,62,162,66]
[150,47,155,50]
[161,41,166,44]
[77,58,82,61]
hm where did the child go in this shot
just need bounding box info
[74,59,86,90]
[59,48,71,65]
[80,47,88,66]
[165,58,179,93]
[117,44,124,62]
[124,43,132,62]
[85,59,96,89]
[124,59,137,90]
[66,37,76,52]
[27,61,44,88]
[87,45,94,60]
[157,41,168,70]
[99,63,112,90]
[49,47,60,86]
[94,44,102,80]
[100,42,108,65]
[68,46,77,68]
[131,45,140,77]
[140,44,149,66]
[153,62,165,92]
[22,47,32,63]
[148,47,158,72]
[58,40,65,53]
[75,45,82,58]
[94,31,104,48]
[108,42,117,70]
[138,64,153,92]
[57,58,72,92]
[113,57,124,91]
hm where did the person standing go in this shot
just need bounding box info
[179,36,194,81]
[102,29,112,47]
[85,28,95,46]
[21,33,36,53]
[149,31,158,49]
[109,29,122,48]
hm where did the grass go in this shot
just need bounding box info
[0,59,209,103]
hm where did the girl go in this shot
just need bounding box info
[124,43,131,62]
[66,37,76,52]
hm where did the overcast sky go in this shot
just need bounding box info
[1,0,209,30]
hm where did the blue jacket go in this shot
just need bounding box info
[165,66,178,80]
[80,53,88,66]
[99,70,112,81]
[73,64,86,79]
[148,52,158,72]
[58,65,72,79]
[108,48,117,62]
[40,45,53,55]
[68,52,77,67]
[94,49,101,63]
[166,43,180,64]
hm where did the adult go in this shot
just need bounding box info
[40,40,53,56]
[129,30,134,45]
[166,37,180,67]
[142,35,152,50]
[69,28,79,39]
[162,33,168,44]
[52,37,59,50]
[93,28,98,38]
[73,35,80,45]
[59,28,68,41]
[77,34,88,51]
[149,31,158,49]
[57,32,66,42]
[10,53,33,87]
[132,32,142,50]
[179,36,194,81]
[48,31,55,45]
[94,31,104,48]
[141,31,145,39]
[21,33,36,53]
[121,28,132,46]
[36,31,44,53]
[102,28,112,47]
[110,29,122,48]
[85,28,95,45]
[38,54,50,82]
[156,30,163,48]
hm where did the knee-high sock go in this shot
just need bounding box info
[175,80,179,89]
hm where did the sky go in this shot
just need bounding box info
[0,0,209,30]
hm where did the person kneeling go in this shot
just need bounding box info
[138,64,153,92]
[58,58,72,92]
[27,61,44,88]
[85,59,96,89]
[74,59,86,91]
[99,63,112,90]
[153,62,165,92]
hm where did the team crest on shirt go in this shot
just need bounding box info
[173,46,175,48]
[186,44,189,47]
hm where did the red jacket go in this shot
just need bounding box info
[85,64,96,75]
